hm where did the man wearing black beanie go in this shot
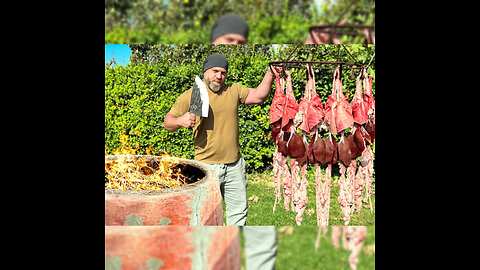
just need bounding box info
[164,48,278,270]
[202,53,229,92]
[210,14,248,44]
[164,53,275,226]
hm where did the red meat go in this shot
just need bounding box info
[285,132,306,158]
[297,64,312,133]
[271,121,282,145]
[324,83,337,134]
[352,124,366,153]
[307,94,324,132]
[325,67,354,135]
[351,73,369,125]
[276,130,289,156]
[334,67,354,134]
[269,68,286,125]
[337,134,351,166]
[309,133,326,165]
[362,68,375,137]
[324,133,338,165]
[362,68,375,122]
[281,70,299,132]
[346,132,361,160]
[306,65,324,133]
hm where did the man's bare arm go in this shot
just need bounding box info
[163,112,196,132]
[244,67,275,105]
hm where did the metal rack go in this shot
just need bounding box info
[269,60,364,80]
[307,0,375,44]
[269,60,363,71]
[268,44,373,80]
[308,24,375,44]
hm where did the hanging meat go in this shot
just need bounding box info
[272,147,285,213]
[339,133,362,222]
[331,66,375,225]
[360,145,374,213]
[301,64,332,227]
[280,69,305,219]
[296,64,312,134]
[269,66,286,141]
[282,69,309,225]
[270,66,304,214]
[361,68,375,213]
[334,69,354,135]
[351,126,367,213]
[363,67,375,140]
[270,66,291,213]
[351,72,369,125]
[323,66,355,226]
[291,64,321,225]
[269,59,375,226]
[281,68,300,133]
[325,66,354,135]
[337,153,355,225]
[349,67,375,214]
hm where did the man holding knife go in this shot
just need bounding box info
[163,53,275,226]
[164,24,278,270]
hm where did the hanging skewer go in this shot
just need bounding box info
[269,60,364,71]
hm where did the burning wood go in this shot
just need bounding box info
[105,135,189,191]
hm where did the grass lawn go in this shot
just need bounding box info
[238,225,375,270]
[221,166,375,226]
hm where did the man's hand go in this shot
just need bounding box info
[163,112,196,132]
[243,58,293,106]
[179,112,196,128]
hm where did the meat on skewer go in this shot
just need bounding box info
[351,67,375,214]
[269,67,286,126]
[302,64,333,227]
[362,67,375,140]
[291,138,308,225]
[334,69,354,135]
[270,66,287,213]
[270,67,285,212]
[325,66,354,135]
[329,66,355,225]
[272,147,285,213]
[351,71,369,125]
[281,68,299,133]
[280,68,310,224]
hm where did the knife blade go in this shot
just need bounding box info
[189,76,209,118]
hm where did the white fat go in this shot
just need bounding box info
[293,112,303,127]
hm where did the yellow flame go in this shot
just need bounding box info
[105,135,187,191]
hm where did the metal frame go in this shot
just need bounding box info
[308,24,375,44]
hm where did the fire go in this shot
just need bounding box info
[105,135,188,191]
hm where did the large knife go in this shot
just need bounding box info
[189,76,209,118]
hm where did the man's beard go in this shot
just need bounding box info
[205,78,223,92]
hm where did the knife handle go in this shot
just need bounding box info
[183,112,196,129]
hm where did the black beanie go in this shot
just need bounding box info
[203,54,228,73]
[210,14,249,42]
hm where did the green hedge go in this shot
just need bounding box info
[105,0,375,44]
[105,47,375,172]
[105,13,314,44]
